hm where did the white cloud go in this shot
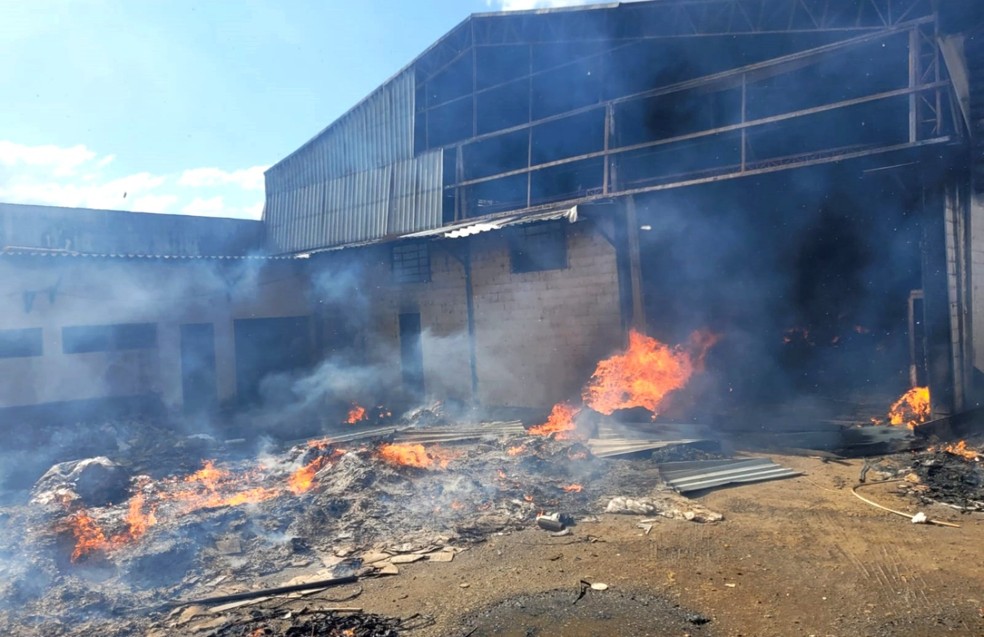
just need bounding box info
[179,166,266,191]
[0,140,98,177]
[0,140,266,220]
[182,196,226,216]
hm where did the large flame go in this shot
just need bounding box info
[377,443,456,470]
[528,403,581,439]
[887,387,930,428]
[582,330,718,416]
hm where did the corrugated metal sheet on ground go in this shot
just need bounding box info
[659,458,801,493]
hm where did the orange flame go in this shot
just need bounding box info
[68,510,111,561]
[124,493,157,540]
[346,404,367,424]
[287,451,343,495]
[506,445,527,456]
[582,330,717,416]
[934,440,980,461]
[528,403,580,439]
[377,443,456,470]
[887,387,930,429]
[561,483,583,493]
[167,460,279,511]
[67,492,158,561]
[307,437,332,449]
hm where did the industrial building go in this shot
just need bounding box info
[3,0,984,428]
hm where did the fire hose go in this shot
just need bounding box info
[851,480,960,528]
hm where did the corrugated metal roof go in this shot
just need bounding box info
[659,457,801,493]
[403,205,578,240]
[0,247,303,261]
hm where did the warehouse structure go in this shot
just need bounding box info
[266,0,983,418]
[2,0,983,426]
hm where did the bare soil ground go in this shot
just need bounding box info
[335,454,982,637]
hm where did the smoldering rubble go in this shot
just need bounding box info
[0,405,729,637]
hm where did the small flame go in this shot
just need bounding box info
[68,493,158,561]
[887,387,930,429]
[124,493,157,540]
[377,443,456,470]
[561,483,583,493]
[506,445,527,456]
[346,404,367,424]
[582,330,717,416]
[497,469,507,479]
[528,403,580,439]
[934,440,980,461]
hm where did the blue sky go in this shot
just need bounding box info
[0,0,599,219]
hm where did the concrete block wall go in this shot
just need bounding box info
[0,258,311,411]
[469,223,623,408]
[340,244,473,404]
[344,221,624,410]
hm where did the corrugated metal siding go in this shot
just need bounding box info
[264,69,444,253]
[265,150,443,252]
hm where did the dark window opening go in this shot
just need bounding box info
[427,97,473,148]
[392,242,431,284]
[476,44,530,90]
[531,56,602,120]
[510,221,567,273]
[234,316,311,406]
[463,129,529,181]
[442,147,458,224]
[617,132,742,189]
[399,313,424,398]
[530,157,604,206]
[745,34,909,121]
[0,327,42,358]
[476,78,530,135]
[464,173,528,217]
[63,323,157,354]
[427,52,474,107]
[531,109,604,165]
[614,86,742,149]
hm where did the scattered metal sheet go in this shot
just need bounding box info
[659,458,801,493]
[587,439,706,458]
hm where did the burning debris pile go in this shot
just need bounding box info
[903,439,983,511]
[865,435,983,512]
[0,331,730,636]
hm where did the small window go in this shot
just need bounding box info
[63,323,157,354]
[392,243,431,284]
[510,222,567,273]
[0,328,43,358]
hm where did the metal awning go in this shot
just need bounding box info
[402,205,578,240]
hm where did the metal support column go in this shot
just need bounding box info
[624,196,646,332]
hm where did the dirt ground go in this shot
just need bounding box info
[332,454,983,637]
